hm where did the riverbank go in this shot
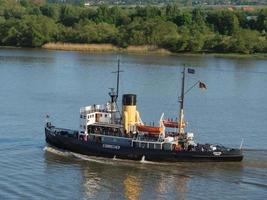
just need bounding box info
[42,43,267,59]
[42,43,171,54]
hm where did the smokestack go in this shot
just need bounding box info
[122,94,139,133]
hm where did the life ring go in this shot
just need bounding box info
[174,144,182,151]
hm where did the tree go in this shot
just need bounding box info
[40,4,60,21]
[257,9,267,32]
[207,10,240,35]
[134,6,163,19]
[60,5,81,26]
[192,8,205,27]
[165,4,179,17]
[174,10,192,26]
[0,15,57,47]
[150,21,179,46]
[3,3,26,19]
[229,29,261,53]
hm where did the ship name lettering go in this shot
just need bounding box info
[103,144,120,150]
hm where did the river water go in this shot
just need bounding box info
[0,48,266,199]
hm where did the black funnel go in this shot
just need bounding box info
[122,94,137,106]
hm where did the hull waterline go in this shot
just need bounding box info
[45,127,243,162]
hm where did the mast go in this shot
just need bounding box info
[116,57,120,102]
[178,67,186,134]
[109,57,123,122]
[109,58,122,104]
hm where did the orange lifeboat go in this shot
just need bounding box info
[137,125,162,134]
[163,120,186,128]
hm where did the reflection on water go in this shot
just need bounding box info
[175,176,188,200]
[42,146,267,200]
[44,147,190,199]
[155,173,189,200]
[83,170,101,199]
[124,175,141,200]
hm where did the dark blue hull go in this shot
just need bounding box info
[45,127,243,162]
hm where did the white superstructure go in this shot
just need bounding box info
[79,104,112,134]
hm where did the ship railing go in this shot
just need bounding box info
[81,105,107,112]
[95,131,133,138]
[134,137,159,142]
[81,108,108,114]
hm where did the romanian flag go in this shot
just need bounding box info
[199,82,207,90]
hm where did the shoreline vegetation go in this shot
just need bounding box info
[0,1,267,56]
[42,42,267,58]
[42,43,171,54]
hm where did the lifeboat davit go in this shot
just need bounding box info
[137,125,162,134]
[163,120,186,128]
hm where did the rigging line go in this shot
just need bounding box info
[184,81,200,96]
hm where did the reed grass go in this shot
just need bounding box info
[42,43,171,54]
[42,43,267,59]
[126,45,171,54]
[42,43,119,52]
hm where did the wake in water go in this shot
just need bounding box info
[43,146,267,169]
[44,146,111,165]
[71,152,118,165]
[43,146,73,157]
[43,145,170,167]
[139,155,157,164]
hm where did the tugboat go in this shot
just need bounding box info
[45,60,243,162]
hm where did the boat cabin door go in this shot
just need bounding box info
[95,113,101,123]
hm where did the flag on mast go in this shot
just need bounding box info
[187,68,195,74]
[199,82,207,90]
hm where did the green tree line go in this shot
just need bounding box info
[0,0,267,54]
[46,0,267,6]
